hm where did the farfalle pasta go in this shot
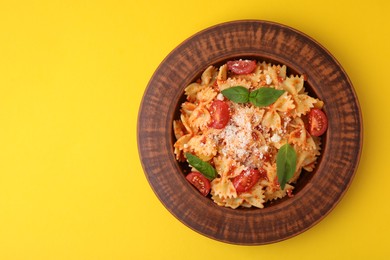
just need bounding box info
[173,59,327,209]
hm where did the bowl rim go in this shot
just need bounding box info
[137,19,363,245]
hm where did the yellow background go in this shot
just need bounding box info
[0,0,389,259]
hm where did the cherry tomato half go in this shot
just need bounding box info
[227,60,257,75]
[233,168,264,194]
[209,100,230,129]
[307,108,328,136]
[186,172,211,196]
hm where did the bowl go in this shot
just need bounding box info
[137,20,363,245]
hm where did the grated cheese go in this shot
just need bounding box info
[215,105,262,163]
[265,74,272,85]
[216,93,224,101]
[271,133,281,143]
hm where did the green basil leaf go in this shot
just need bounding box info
[185,153,217,180]
[276,143,297,190]
[249,87,285,107]
[221,86,249,103]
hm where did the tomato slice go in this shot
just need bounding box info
[307,108,328,136]
[209,100,230,129]
[227,60,257,74]
[186,172,211,196]
[232,168,264,194]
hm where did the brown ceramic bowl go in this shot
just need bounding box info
[137,20,362,245]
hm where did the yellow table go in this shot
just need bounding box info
[0,0,388,259]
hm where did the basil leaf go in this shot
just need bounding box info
[221,86,249,103]
[249,87,285,107]
[185,153,217,180]
[276,143,297,190]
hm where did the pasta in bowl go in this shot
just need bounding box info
[138,20,362,244]
[173,59,327,209]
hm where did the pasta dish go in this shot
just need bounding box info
[173,59,328,209]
